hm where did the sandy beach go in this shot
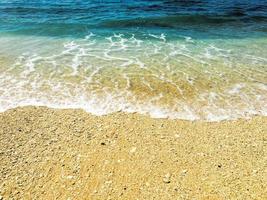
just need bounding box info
[0,106,266,199]
[1,0,267,199]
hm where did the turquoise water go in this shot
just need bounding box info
[0,0,267,120]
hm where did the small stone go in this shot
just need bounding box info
[105,180,112,184]
[104,160,109,165]
[101,142,106,145]
[129,147,137,154]
[181,169,187,176]
[163,173,171,183]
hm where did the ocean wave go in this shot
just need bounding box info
[0,0,267,37]
[101,14,267,28]
[0,33,266,121]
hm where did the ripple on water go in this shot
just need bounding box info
[0,33,266,121]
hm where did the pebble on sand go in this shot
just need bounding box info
[129,147,137,154]
[163,173,171,183]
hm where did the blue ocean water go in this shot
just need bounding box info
[0,0,267,120]
[0,0,267,38]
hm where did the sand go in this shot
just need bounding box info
[0,106,266,200]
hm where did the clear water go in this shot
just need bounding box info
[0,0,267,121]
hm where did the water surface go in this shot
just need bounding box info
[0,0,267,120]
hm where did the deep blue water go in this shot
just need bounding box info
[0,0,267,38]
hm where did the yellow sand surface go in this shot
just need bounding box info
[0,106,266,200]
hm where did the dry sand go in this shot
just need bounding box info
[0,106,266,200]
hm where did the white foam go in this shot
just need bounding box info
[228,83,245,94]
[0,33,267,121]
[149,33,166,42]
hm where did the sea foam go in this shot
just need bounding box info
[0,33,266,121]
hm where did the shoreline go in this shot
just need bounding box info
[0,104,265,122]
[0,106,266,199]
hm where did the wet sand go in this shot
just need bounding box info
[0,106,266,199]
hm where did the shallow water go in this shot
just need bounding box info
[0,0,267,121]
